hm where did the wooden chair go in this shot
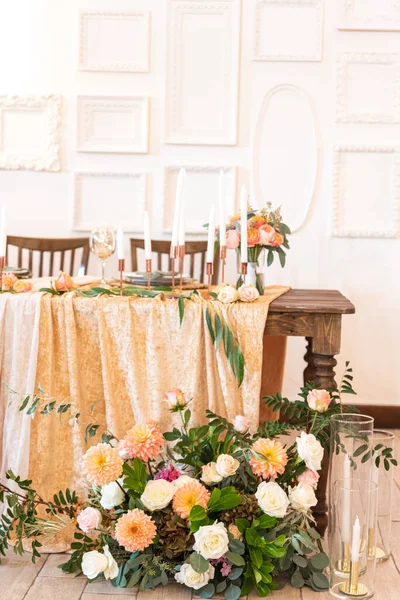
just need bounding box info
[6,236,90,277]
[130,239,219,284]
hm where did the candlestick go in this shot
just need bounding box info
[342,455,352,544]
[220,245,227,283]
[144,211,152,260]
[178,177,185,248]
[178,245,185,293]
[218,170,226,248]
[206,262,213,293]
[0,205,7,258]
[145,258,152,290]
[170,245,178,290]
[240,185,248,265]
[351,516,361,564]
[206,204,215,263]
[0,256,5,291]
[116,226,124,260]
[118,258,125,296]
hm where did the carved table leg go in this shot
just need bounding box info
[304,314,342,537]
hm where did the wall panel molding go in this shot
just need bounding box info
[0,95,61,172]
[332,145,400,238]
[166,0,241,145]
[338,0,400,32]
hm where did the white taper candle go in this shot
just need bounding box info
[172,168,184,247]
[351,516,361,563]
[144,211,152,260]
[207,205,215,263]
[240,185,248,263]
[0,205,7,257]
[219,170,226,247]
[178,172,185,247]
[116,226,124,260]
[342,454,352,543]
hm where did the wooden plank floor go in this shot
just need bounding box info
[1,431,399,599]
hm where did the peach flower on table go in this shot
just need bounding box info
[77,507,102,533]
[259,224,277,246]
[53,271,74,291]
[233,415,250,434]
[115,509,157,552]
[307,389,331,413]
[247,228,261,247]
[217,285,239,304]
[226,229,240,249]
[239,284,259,303]
[81,443,123,486]
[250,438,288,479]
[2,273,18,291]
[118,420,164,461]
[298,468,319,489]
[12,279,33,293]
[164,388,187,409]
[172,480,210,519]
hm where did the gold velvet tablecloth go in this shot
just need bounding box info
[0,286,289,548]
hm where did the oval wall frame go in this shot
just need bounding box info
[252,84,319,233]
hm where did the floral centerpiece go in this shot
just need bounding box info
[223,202,291,295]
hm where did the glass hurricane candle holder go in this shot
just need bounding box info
[329,479,377,599]
[369,430,395,563]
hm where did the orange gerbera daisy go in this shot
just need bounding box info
[81,443,123,485]
[115,509,157,552]
[172,481,211,519]
[247,228,261,247]
[250,438,288,479]
[248,215,265,229]
[118,420,164,461]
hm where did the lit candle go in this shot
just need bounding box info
[178,172,185,247]
[351,516,361,563]
[116,226,124,260]
[144,211,152,260]
[206,205,215,263]
[342,454,351,543]
[240,185,248,264]
[219,170,226,247]
[172,168,184,247]
[0,205,7,257]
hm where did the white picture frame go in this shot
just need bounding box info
[79,11,150,73]
[77,96,149,154]
[0,95,61,172]
[332,145,400,238]
[165,0,241,145]
[337,0,400,32]
[337,53,400,124]
[254,0,324,62]
[163,165,237,233]
[73,172,147,232]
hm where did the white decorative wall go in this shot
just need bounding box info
[1,0,400,407]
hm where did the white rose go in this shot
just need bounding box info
[175,562,215,590]
[255,481,289,518]
[233,415,250,434]
[173,475,196,489]
[82,550,108,580]
[100,480,125,510]
[201,462,223,485]
[141,479,175,511]
[216,454,240,478]
[296,432,324,471]
[289,482,318,512]
[239,284,260,303]
[193,522,229,560]
[103,545,119,580]
[217,285,239,304]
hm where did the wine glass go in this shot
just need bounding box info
[89,227,116,287]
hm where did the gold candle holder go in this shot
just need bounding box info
[220,246,227,283]
[145,259,152,290]
[367,527,385,561]
[339,560,368,597]
[178,245,185,293]
[336,541,351,575]
[206,262,213,293]
[170,245,178,290]
[0,256,5,291]
[118,258,125,296]
[240,262,247,285]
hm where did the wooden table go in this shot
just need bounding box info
[264,289,356,534]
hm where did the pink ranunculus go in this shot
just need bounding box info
[233,415,250,434]
[226,229,240,249]
[164,388,186,409]
[53,271,74,292]
[239,284,260,303]
[258,224,277,246]
[298,469,320,489]
[12,279,33,293]
[307,389,332,413]
[77,507,102,533]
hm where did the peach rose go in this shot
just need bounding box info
[259,224,277,246]
[270,232,284,248]
[233,415,250,434]
[2,273,18,291]
[164,388,186,409]
[298,469,319,489]
[77,507,102,533]
[239,284,259,303]
[12,279,33,293]
[247,228,261,247]
[307,389,331,413]
[248,216,265,229]
[226,229,240,249]
[53,271,74,292]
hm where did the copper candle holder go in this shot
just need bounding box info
[178,245,185,293]
[170,245,178,290]
[240,262,248,285]
[220,246,227,283]
[206,262,213,293]
[118,258,125,296]
[145,259,152,290]
[0,256,5,291]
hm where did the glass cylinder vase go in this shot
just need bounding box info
[329,479,377,599]
[370,430,395,563]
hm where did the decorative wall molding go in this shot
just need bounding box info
[163,165,237,233]
[74,172,147,232]
[254,0,323,62]
[337,53,400,124]
[0,95,61,172]
[337,0,400,32]
[77,96,149,153]
[332,145,400,238]
[79,11,150,72]
[166,0,241,145]
[252,84,318,232]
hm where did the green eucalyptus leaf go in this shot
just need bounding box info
[312,572,329,589]
[291,569,305,588]
[310,552,329,570]
[190,553,209,574]
[224,584,241,600]
[226,551,245,566]
[198,583,215,598]
[293,555,308,568]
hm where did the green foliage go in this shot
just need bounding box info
[205,307,245,387]
[123,458,147,496]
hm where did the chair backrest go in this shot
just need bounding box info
[6,236,90,277]
[130,239,219,284]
